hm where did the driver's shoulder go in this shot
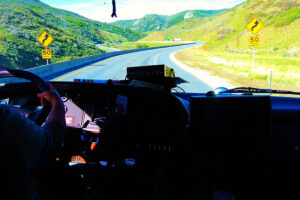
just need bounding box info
[0,104,13,115]
[0,105,31,133]
[0,104,23,118]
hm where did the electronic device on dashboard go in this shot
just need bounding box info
[126,64,175,80]
[126,65,187,91]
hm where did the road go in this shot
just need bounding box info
[53,42,212,93]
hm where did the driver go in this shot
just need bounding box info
[0,84,66,169]
[0,84,65,199]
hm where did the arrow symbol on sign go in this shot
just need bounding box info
[42,34,49,44]
[251,21,259,31]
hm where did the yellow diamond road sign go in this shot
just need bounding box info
[247,17,264,34]
[38,31,54,48]
[42,49,52,59]
[249,36,260,46]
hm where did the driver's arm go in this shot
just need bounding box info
[0,87,65,169]
[37,84,66,126]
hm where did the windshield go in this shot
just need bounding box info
[0,0,299,94]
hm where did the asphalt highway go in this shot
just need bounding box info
[53,42,213,93]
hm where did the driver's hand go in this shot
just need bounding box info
[37,83,65,126]
[37,83,63,107]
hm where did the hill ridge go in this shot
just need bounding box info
[112,9,227,32]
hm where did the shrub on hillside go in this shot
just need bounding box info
[136,43,149,49]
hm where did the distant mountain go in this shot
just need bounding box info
[112,9,227,32]
[0,0,144,69]
[113,14,168,32]
[142,0,300,52]
[164,9,227,28]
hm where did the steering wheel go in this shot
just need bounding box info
[0,68,51,126]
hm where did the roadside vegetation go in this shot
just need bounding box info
[176,47,300,91]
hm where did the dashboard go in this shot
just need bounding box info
[2,81,300,199]
[0,81,188,164]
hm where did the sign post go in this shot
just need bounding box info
[270,69,273,90]
[246,18,263,69]
[249,36,260,69]
[37,31,54,65]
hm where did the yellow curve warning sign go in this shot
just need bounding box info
[246,17,264,35]
[38,31,54,48]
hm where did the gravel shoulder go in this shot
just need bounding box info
[170,51,235,89]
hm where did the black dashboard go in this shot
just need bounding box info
[1,81,300,199]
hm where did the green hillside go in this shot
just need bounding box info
[113,14,168,32]
[143,0,300,51]
[140,17,208,41]
[168,0,300,91]
[0,0,144,69]
[164,9,227,28]
[112,9,226,33]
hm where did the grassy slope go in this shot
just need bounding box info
[197,0,300,51]
[140,17,211,41]
[0,0,144,69]
[111,19,136,30]
[154,0,300,91]
[143,0,300,49]
[113,14,168,32]
[164,9,227,29]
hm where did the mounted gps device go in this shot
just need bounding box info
[126,64,188,91]
[126,65,175,80]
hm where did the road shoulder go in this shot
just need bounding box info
[170,51,234,89]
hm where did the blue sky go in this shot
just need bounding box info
[41,0,246,22]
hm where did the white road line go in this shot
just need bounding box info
[154,54,158,65]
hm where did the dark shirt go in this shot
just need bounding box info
[0,104,65,169]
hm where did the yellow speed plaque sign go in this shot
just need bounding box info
[249,36,260,46]
[246,17,264,34]
[42,49,52,59]
[38,31,54,48]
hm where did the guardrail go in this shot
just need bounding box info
[32,42,196,80]
[1,42,196,83]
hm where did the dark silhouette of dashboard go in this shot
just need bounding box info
[1,81,300,200]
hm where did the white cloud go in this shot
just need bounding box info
[59,3,94,9]
[54,2,114,22]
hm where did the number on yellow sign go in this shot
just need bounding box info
[42,49,52,59]
[249,36,260,47]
